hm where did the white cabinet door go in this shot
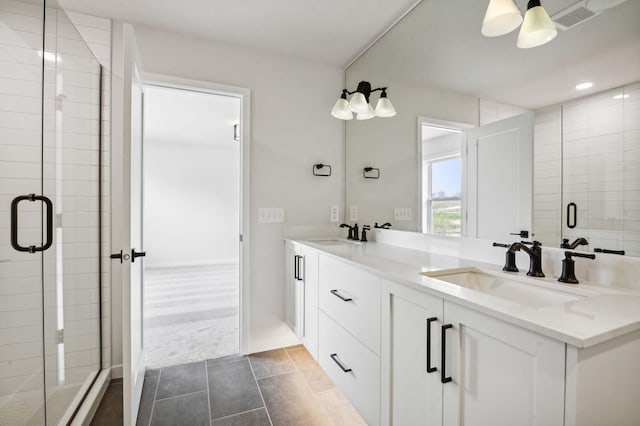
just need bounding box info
[285,241,296,331]
[442,301,565,426]
[389,290,443,426]
[300,245,319,360]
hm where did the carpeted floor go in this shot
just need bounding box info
[143,263,239,369]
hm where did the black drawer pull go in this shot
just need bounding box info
[294,255,300,280]
[330,289,353,302]
[330,353,352,373]
[426,317,437,373]
[441,324,453,384]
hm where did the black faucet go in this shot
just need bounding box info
[558,251,596,284]
[374,222,391,229]
[508,240,545,277]
[352,223,360,241]
[361,225,371,242]
[561,238,589,249]
[493,242,518,272]
[339,223,354,240]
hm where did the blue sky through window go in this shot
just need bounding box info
[432,157,461,198]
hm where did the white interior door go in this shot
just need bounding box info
[466,112,533,242]
[121,24,146,425]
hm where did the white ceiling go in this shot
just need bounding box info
[58,0,420,67]
[350,0,640,110]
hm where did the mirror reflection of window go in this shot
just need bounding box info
[426,156,462,236]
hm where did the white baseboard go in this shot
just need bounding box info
[111,364,123,379]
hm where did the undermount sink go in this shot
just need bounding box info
[421,268,589,308]
[309,238,363,246]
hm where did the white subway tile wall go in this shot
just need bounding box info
[0,1,111,424]
[533,82,640,257]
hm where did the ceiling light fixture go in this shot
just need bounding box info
[331,81,396,120]
[575,82,593,90]
[481,0,557,49]
[481,0,523,37]
[517,0,558,49]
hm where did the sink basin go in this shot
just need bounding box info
[309,239,363,246]
[421,268,587,308]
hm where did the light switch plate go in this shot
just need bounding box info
[259,208,285,223]
[394,208,412,221]
[330,205,340,223]
[350,205,358,221]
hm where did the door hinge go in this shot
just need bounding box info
[56,329,64,344]
[55,94,66,111]
[56,213,63,228]
[239,234,243,242]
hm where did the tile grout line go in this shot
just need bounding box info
[211,407,265,423]
[204,362,212,423]
[147,369,161,426]
[282,348,337,426]
[154,389,208,403]
[247,356,274,426]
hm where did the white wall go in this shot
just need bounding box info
[144,86,240,268]
[125,25,345,354]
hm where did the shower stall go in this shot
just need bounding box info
[0,0,106,424]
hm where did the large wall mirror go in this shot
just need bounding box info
[345,0,640,256]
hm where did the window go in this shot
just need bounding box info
[425,156,462,236]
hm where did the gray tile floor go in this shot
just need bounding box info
[91,346,365,426]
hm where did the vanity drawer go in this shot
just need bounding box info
[319,255,381,354]
[318,311,380,426]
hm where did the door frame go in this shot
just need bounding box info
[141,72,252,355]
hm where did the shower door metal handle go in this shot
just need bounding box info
[10,194,53,253]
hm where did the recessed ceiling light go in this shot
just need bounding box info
[613,94,630,100]
[575,82,593,90]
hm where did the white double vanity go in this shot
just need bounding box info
[285,232,640,426]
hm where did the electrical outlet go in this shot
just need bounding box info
[258,208,285,223]
[350,205,358,221]
[394,208,412,221]
[330,205,340,223]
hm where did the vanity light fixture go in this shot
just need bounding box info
[575,82,593,90]
[331,81,396,120]
[481,0,557,49]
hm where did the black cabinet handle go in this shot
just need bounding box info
[567,203,577,229]
[131,249,146,262]
[110,250,124,263]
[11,194,53,253]
[426,317,437,373]
[330,289,353,302]
[294,255,300,280]
[330,353,352,373]
[441,324,453,384]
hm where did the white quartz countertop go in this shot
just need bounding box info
[288,238,640,348]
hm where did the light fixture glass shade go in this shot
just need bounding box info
[375,97,396,117]
[356,104,375,120]
[481,0,523,37]
[517,2,557,49]
[348,92,370,114]
[331,98,353,120]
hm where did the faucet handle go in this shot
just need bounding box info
[559,251,595,284]
[492,242,509,248]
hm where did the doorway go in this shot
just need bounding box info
[142,84,242,368]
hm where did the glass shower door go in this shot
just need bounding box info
[41,3,102,424]
[0,0,47,423]
[0,0,104,424]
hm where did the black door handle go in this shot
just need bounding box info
[131,249,146,262]
[110,250,124,263]
[441,324,453,384]
[330,353,352,373]
[11,194,53,253]
[426,317,437,373]
[509,230,529,238]
[330,289,353,302]
[567,203,577,229]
